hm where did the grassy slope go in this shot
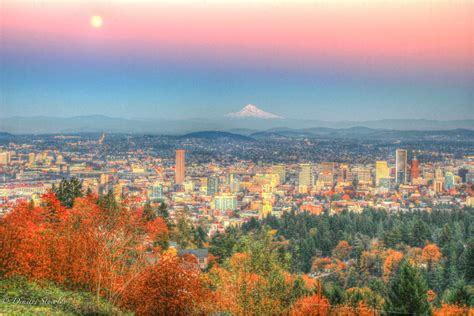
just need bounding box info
[0,278,128,315]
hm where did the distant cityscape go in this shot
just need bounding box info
[1,131,473,234]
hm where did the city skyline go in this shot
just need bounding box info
[0,1,473,314]
[1,0,473,121]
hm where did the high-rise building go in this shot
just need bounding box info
[375,161,390,186]
[411,155,420,181]
[338,165,352,183]
[148,182,164,201]
[207,176,219,196]
[444,172,455,190]
[230,178,240,193]
[395,149,408,184]
[321,162,335,174]
[355,167,372,184]
[28,153,35,165]
[272,165,286,184]
[214,195,237,211]
[0,152,10,165]
[298,164,313,187]
[175,149,185,184]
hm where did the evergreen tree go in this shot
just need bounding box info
[384,226,402,248]
[443,280,474,306]
[328,284,346,306]
[52,177,84,208]
[97,190,118,213]
[465,238,474,284]
[384,261,430,315]
[411,219,431,247]
[142,201,156,221]
[157,202,173,229]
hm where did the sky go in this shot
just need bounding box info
[0,0,473,121]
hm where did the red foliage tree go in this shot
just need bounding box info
[332,240,352,260]
[121,252,212,315]
[291,293,330,315]
[0,193,169,307]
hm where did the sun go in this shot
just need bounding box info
[90,15,103,28]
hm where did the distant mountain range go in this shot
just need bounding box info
[179,131,255,142]
[0,114,473,135]
[179,128,474,142]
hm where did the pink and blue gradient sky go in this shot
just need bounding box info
[1,0,473,120]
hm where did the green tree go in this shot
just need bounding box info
[97,190,118,213]
[411,219,431,247]
[157,202,173,229]
[384,226,402,248]
[465,238,474,284]
[384,260,430,315]
[172,207,193,248]
[443,280,474,306]
[142,201,156,221]
[209,228,238,263]
[52,177,84,208]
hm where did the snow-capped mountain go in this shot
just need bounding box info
[226,104,283,119]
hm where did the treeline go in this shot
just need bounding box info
[210,208,474,313]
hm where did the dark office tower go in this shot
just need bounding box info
[175,149,185,184]
[411,154,420,181]
[395,149,408,184]
[207,176,219,196]
[458,168,468,183]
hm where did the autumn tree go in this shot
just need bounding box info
[433,304,473,316]
[290,293,330,315]
[332,240,352,261]
[383,249,404,282]
[0,192,169,310]
[210,231,305,314]
[421,244,442,271]
[121,252,212,315]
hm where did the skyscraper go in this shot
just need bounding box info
[207,176,219,196]
[272,165,286,184]
[375,161,390,186]
[214,195,237,211]
[395,149,408,184]
[175,149,185,184]
[411,154,420,181]
[298,164,313,187]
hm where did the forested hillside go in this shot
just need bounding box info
[0,184,472,314]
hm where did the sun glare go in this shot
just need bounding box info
[90,15,103,28]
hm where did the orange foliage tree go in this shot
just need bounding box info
[121,252,212,315]
[421,244,442,271]
[210,252,287,314]
[433,304,473,316]
[383,249,403,282]
[332,240,352,261]
[333,301,374,316]
[209,232,306,315]
[291,293,330,315]
[0,193,169,308]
